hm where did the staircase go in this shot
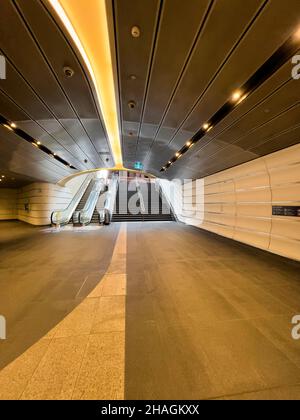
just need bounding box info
[112,179,175,222]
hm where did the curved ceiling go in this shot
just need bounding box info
[0,0,300,188]
[0,0,113,187]
[114,0,300,179]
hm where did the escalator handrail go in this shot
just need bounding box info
[156,179,178,222]
[102,175,119,224]
[135,178,146,214]
[108,175,119,214]
[78,179,104,226]
[51,174,93,226]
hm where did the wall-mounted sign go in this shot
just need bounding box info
[272,206,300,217]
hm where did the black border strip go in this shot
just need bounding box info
[0,114,77,170]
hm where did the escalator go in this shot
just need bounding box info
[69,180,94,225]
[51,175,104,227]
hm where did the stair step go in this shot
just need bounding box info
[112,181,175,223]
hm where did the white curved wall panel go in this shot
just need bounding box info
[0,174,90,226]
[164,143,300,261]
[17,183,73,226]
[0,189,18,220]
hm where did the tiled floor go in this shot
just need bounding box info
[0,222,119,369]
[125,222,300,400]
[0,220,300,400]
[0,222,126,400]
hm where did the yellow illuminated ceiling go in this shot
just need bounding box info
[48,0,123,168]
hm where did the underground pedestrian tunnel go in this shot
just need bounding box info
[0,0,300,401]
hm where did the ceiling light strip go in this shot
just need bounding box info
[161,29,300,172]
[48,0,123,167]
[0,115,76,170]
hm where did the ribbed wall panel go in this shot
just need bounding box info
[17,183,73,226]
[0,189,18,220]
[163,143,300,261]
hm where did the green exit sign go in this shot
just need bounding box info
[134,162,143,170]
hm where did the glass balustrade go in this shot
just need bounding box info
[51,174,93,226]
[78,179,104,225]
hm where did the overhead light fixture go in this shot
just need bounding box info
[131,26,141,38]
[0,113,75,171]
[1,175,5,178]
[3,124,13,131]
[175,152,180,157]
[231,90,243,102]
[186,140,192,147]
[293,27,300,41]
[161,29,300,173]
[48,0,123,168]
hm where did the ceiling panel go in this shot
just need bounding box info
[138,0,210,140]
[155,0,265,142]
[0,0,112,188]
[0,125,70,186]
[114,0,300,179]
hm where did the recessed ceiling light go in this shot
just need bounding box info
[131,26,141,38]
[203,123,210,130]
[175,152,180,157]
[10,122,17,129]
[37,141,41,145]
[186,140,191,147]
[231,90,243,102]
[1,175,5,178]
[294,27,300,41]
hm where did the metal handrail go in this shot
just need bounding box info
[156,179,178,222]
[135,178,146,213]
[51,174,93,226]
[78,179,104,226]
[101,175,119,225]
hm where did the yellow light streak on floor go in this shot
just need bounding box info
[0,224,127,400]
